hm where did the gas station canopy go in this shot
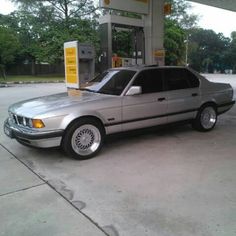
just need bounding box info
[189,0,236,12]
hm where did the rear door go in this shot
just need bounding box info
[122,68,168,131]
[164,68,200,123]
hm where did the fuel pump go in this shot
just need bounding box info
[99,14,145,71]
[64,41,95,89]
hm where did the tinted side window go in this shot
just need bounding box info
[99,70,136,95]
[133,69,163,94]
[165,68,190,91]
[186,70,200,88]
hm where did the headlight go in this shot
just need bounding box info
[32,119,45,128]
[8,112,45,128]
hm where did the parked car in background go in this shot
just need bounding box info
[4,66,235,159]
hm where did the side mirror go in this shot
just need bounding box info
[126,86,142,96]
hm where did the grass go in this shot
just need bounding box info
[0,75,65,83]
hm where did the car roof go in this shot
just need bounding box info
[109,65,190,72]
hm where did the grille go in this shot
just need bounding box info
[10,113,31,127]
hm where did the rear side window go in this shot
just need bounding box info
[133,69,163,94]
[186,70,200,88]
[164,68,199,91]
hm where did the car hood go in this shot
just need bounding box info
[9,91,113,118]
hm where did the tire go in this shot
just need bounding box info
[62,118,105,160]
[192,104,217,132]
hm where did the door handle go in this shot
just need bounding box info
[158,97,166,102]
[192,93,198,97]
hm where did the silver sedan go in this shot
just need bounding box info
[4,66,235,159]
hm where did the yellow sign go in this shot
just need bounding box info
[66,57,76,66]
[66,47,76,57]
[112,55,123,68]
[66,66,77,75]
[66,66,77,83]
[154,50,165,58]
[66,74,77,84]
[164,3,172,15]
[64,46,79,86]
[104,0,110,5]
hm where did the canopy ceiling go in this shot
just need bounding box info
[189,0,236,12]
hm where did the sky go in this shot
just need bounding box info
[1,0,236,38]
[190,2,236,37]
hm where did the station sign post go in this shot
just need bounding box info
[64,41,80,89]
[64,41,95,94]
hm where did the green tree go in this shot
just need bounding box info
[224,32,236,72]
[0,26,20,78]
[166,0,198,29]
[164,19,185,65]
[7,0,99,74]
[11,0,98,31]
[188,28,230,72]
[164,0,198,66]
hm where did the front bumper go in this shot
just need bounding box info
[4,118,64,148]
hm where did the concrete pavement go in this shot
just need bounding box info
[0,144,107,236]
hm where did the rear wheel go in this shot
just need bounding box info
[62,118,105,160]
[192,105,217,132]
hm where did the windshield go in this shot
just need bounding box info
[84,70,136,96]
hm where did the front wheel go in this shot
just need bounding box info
[62,118,105,160]
[192,105,217,132]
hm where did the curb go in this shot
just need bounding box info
[0,80,64,87]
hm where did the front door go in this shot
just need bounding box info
[122,69,168,131]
